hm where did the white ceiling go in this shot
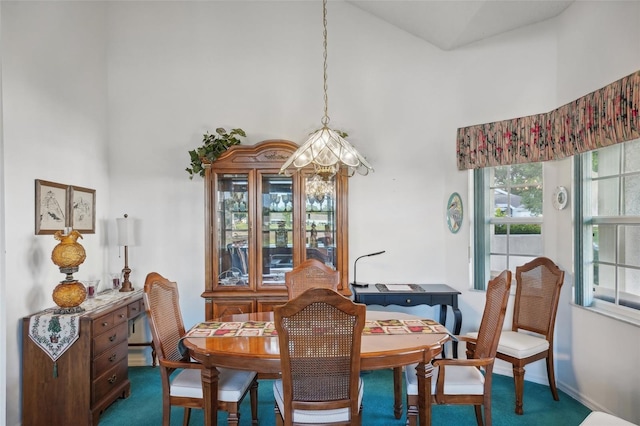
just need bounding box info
[345,0,574,50]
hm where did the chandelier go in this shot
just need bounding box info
[280,0,373,180]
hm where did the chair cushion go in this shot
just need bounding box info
[273,377,363,424]
[466,330,549,359]
[405,363,485,396]
[580,411,637,426]
[170,367,256,402]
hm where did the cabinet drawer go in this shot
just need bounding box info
[384,294,433,306]
[127,299,143,319]
[92,358,129,404]
[93,321,128,356]
[93,307,128,335]
[93,341,129,378]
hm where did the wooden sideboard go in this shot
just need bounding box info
[22,290,146,426]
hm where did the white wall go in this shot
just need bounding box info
[553,1,640,422]
[2,1,640,425]
[1,2,109,425]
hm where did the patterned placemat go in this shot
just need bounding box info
[375,284,425,292]
[182,318,447,339]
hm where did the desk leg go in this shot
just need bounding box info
[415,359,434,426]
[201,366,220,426]
[451,306,462,358]
[393,367,403,419]
[439,304,462,358]
[438,305,448,358]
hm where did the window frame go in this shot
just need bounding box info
[473,164,544,290]
[574,139,640,320]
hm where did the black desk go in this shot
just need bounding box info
[351,283,462,357]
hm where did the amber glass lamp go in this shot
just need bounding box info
[51,229,87,314]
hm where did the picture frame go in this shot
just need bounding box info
[446,192,463,234]
[35,179,69,235]
[70,185,96,234]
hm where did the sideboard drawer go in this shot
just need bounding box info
[93,341,129,378]
[92,307,128,335]
[93,321,128,356]
[92,358,129,404]
[127,299,143,319]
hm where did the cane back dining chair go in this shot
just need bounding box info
[405,270,512,426]
[284,258,340,300]
[273,287,366,426]
[468,256,565,415]
[143,272,258,426]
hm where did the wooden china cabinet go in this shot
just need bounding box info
[202,139,349,320]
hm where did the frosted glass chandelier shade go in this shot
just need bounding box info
[281,126,373,178]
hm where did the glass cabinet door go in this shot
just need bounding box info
[305,175,336,269]
[216,173,249,287]
[260,174,293,285]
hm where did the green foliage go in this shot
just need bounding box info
[493,163,543,216]
[186,128,246,179]
[494,223,541,235]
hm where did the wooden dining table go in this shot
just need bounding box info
[182,309,450,426]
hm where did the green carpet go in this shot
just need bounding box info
[99,367,591,425]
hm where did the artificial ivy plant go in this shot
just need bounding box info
[186,127,246,179]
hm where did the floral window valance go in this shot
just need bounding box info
[456,70,640,170]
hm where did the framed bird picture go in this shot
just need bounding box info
[35,179,69,234]
[446,192,463,234]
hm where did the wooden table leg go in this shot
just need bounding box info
[393,367,403,419]
[201,366,219,426]
[416,357,434,426]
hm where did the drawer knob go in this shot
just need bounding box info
[118,314,125,318]
[102,322,109,327]
[108,374,117,384]
[406,298,411,304]
[109,334,117,342]
[109,353,117,362]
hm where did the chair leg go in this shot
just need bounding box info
[250,379,259,425]
[227,407,240,426]
[546,354,560,401]
[163,402,171,426]
[405,395,418,426]
[182,407,191,426]
[513,365,525,415]
[274,402,284,426]
[484,400,492,426]
[474,405,484,426]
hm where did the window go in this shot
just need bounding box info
[575,138,640,314]
[473,163,543,289]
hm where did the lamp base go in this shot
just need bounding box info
[119,281,134,292]
[54,306,86,315]
[52,279,87,313]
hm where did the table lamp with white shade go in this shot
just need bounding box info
[117,213,136,292]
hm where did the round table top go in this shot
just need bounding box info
[183,310,449,372]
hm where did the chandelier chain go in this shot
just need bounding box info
[321,0,330,126]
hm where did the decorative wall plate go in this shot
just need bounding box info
[447,192,463,233]
[552,186,568,210]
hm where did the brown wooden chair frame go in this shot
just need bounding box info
[274,287,366,426]
[284,258,340,300]
[407,270,512,426]
[497,257,564,414]
[144,272,258,426]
